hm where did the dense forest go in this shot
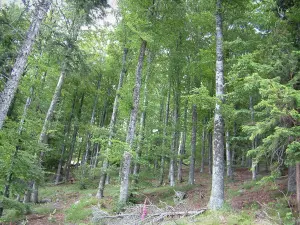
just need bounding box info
[0,0,299,224]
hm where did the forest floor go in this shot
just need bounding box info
[2,166,298,225]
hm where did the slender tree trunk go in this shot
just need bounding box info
[32,63,67,203]
[200,123,206,173]
[296,163,300,213]
[82,75,102,166]
[178,97,188,182]
[208,0,225,210]
[226,130,233,179]
[55,92,77,184]
[250,96,257,180]
[288,166,296,193]
[3,86,34,200]
[177,132,184,182]
[189,105,197,185]
[96,48,128,199]
[159,88,171,186]
[0,0,51,129]
[65,94,84,182]
[133,52,152,183]
[39,66,66,150]
[169,72,181,187]
[208,131,212,174]
[119,40,147,206]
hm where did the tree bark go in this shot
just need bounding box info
[296,163,300,213]
[178,98,188,182]
[55,92,77,184]
[226,130,233,179]
[200,122,206,173]
[208,0,225,210]
[119,40,146,206]
[0,0,51,129]
[65,93,84,182]
[96,48,128,199]
[82,75,102,166]
[39,66,66,149]
[188,105,197,185]
[159,88,171,186]
[288,166,296,193]
[250,96,257,180]
[133,51,152,183]
[208,131,212,174]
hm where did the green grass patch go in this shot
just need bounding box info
[32,203,56,215]
[0,209,24,223]
[65,197,99,222]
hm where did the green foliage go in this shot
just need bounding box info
[65,197,98,222]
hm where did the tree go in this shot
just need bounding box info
[0,0,52,129]
[119,39,147,206]
[208,0,225,210]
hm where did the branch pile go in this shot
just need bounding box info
[91,203,206,225]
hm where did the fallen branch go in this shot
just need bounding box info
[96,209,207,219]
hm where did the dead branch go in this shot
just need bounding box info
[96,209,206,219]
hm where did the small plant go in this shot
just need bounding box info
[47,209,57,223]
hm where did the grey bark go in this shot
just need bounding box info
[208,0,225,210]
[208,131,212,174]
[296,163,300,212]
[169,73,181,187]
[83,75,102,166]
[32,64,67,202]
[188,105,197,185]
[226,130,233,179]
[39,66,66,149]
[65,93,84,182]
[0,0,51,129]
[288,166,296,193]
[178,98,188,182]
[133,51,152,183]
[119,40,147,206]
[55,92,77,184]
[250,96,257,180]
[159,88,171,186]
[200,123,206,173]
[96,48,128,199]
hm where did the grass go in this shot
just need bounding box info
[65,197,99,222]
[163,205,257,225]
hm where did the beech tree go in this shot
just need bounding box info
[0,0,52,129]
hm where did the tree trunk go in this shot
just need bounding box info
[2,86,34,202]
[177,132,184,182]
[208,0,225,210]
[188,105,197,185]
[0,0,51,129]
[250,96,257,181]
[178,97,188,182]
[288,166,296,193]
[133,52,152,183]
[226,130,233,179]
[208,131,212,174]
[32,64,67,203]
[119,40,146,206]
[39,66,66,149]
[169,74,181,187]
[96,48,128,199]
[82,75,102,166]
[296,163,300,213]
[55,92,77,184]
[159,88,171,186]
[200,123,206,173]
[65,93,84,182]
